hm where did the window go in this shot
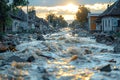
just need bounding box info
[102,20,104,27]
[105,20,107,27]
[108,20,110,27]
[118,20,120,27]
[112,19,118,26]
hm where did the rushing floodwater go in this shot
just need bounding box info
[11,28,120,80]
[19,29,120,80]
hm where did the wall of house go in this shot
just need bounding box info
[19,21,27,30]
[102,17,120,32]
[12,19,27,32]
[96,23,102,31]
[28,23,35,30]
[88,16,98,31]
[12,19,20,32]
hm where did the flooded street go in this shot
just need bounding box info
[0,28,120,80]
[1,0,120,79]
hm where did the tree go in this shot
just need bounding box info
[46,13,56,24]
[28,6,35,12]
[76,5,90,24]
[12,0,28,9]
[0,0,28,32]
[0,0,10,32]
[69,20,80,28]
[58,15,68,27]
[46,13,68,28]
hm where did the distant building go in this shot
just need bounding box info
[97,0,120,32]
[8,9,27,32]
[88,13,100,31]
[28,10,36,29]
[35,17,50,33]
[28,9,52,34]
[3,8,51,33]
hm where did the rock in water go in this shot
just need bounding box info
[8,43,17,52]
[42,74,50,80]
[0,56,4,60]
[96,34,105,43]
[108,59,116,63]
[84,49,92,55]
[0,43,8,53]
[100,49,108,53]
[27,56,35,62]
[114,44,120,53]
[69,55,78,62]
[108,59,117,63]
[100,64,112,72]
[7,55,26,62]
[96,34,114,45]
[37,67,47,73]
[37,34,45,41]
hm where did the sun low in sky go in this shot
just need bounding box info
[63,3,78,13]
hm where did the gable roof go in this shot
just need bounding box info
[10,9,27,21]
[100,0,120,17]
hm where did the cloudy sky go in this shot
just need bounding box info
[22,0,117,20]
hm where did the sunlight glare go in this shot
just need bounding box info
[63,3,78,13]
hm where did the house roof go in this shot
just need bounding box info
[88,13,100,17]
[10,9,27,21]
[100,0,120,17]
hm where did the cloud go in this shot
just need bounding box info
[85,3,108,12]
[28,0,116,6]
[22,3,109,20]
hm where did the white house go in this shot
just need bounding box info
[8,9,27,32]
[97,0,120,32]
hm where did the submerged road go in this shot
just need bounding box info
[0,28,120,80]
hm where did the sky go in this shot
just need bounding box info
[22,0,117,20]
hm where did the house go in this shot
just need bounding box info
[97,0,120,32]
[28,10,52,34]
[88,13,100,31]
[35,16,53,34]
[8,9,27,32]
[1,8,51,33]
[0,9,27,33]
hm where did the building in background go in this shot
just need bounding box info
[6,9,28,32]
[4,9,51,33]
[88,13,100,31]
